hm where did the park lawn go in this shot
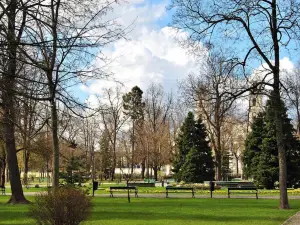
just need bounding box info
[5,187,48,193]
[0,196,300,225]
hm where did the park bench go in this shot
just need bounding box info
[109,186,138,198]
[0,185,5,195]
[166,186,195,198]
[228,186,258,199]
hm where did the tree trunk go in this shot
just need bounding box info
[4,0,28,204]
[215,151,222,181]
[271,0,289,209]
[153,166,158,181]
[4,96,28,204]
[141,160,145,179]
[0,164,4,186]
[274,85,289,208]
[50,98,60,188]
[236,157,239,176]
[23,150,30,186]
[131,120,135,176]
[296,107,300,136]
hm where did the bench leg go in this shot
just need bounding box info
[166,190,168,198]
[135,191,138,198]
[110,191,113,198]
[192,190,195,198]
[256,193,258,199]
[228,191,230,198]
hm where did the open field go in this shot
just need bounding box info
[0,196,299,225]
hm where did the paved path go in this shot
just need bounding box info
[4,192,300,199]
[282,212,300,225]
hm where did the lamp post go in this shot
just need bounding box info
[125,174,130,203]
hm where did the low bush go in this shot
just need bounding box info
[29,187,92,225]
[34,184,40,188]
[180,183,222,190]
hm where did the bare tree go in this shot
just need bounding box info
[169,0,300,209]
[143,84,173,180]
[99,86,127,180]
[181,53,238,180]
[284,64,300,136]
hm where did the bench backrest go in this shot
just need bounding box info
[228,187,257,190]
[166,187,194,190]
[110,186,136,190]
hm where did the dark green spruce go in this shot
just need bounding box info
[173,112,215,182]
[244,92,300,189]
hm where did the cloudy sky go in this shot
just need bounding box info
[77,0,297,107]
[78,0,198,104]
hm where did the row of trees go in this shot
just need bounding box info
[168,0,300,209]
[0,0,129,203]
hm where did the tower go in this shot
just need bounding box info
[247,90,263,132]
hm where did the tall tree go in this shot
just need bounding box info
[172,112,196,181]
[169,0,300,209]
[180,116,215,183]
[99,129,112,180]
[181,52,237,180]
[100,86,127,181]
[123,86,145,175]
[0,0,28,204]
[143,84,173,180]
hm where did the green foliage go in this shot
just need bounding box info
[29,187,92,225]
[99,129,112,177]
[244,92,300,188]
[59,156,87,186]
[173,112,214,182]
[123,86,145,121]
[221,150,232,181]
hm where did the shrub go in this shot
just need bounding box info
[180,183,221,190]
[35,184,40,188]
[29,187,92,225]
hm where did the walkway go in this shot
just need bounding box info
[282,212,300,225]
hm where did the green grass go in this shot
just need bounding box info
[5,187,48,193]
[0,196,299,225]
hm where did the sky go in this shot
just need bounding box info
[76,0,297,108]
[77,0,198,105]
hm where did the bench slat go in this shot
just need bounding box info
[109,186,138,198]
[166,187,195,198]
[228,187,258,199]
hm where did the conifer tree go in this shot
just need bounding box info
[173,112,214,182]
[172,112,196,181]
[244,92,300,188]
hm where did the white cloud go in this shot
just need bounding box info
[250,57,294,85]
[235,57,295,116]
[82,0,200,97]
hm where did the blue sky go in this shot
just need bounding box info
[73,0,297,107]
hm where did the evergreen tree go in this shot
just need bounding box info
[100,129,112,180]
[123,86,145,175]
[244,92,300,188]
[173,112,214,182]
[221,150,232,181]
[172,112,196,181]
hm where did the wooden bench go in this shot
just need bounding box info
[166,187,195,198]
[228,187,258,199]
[0,186,5,195]
[109,186,138,198]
